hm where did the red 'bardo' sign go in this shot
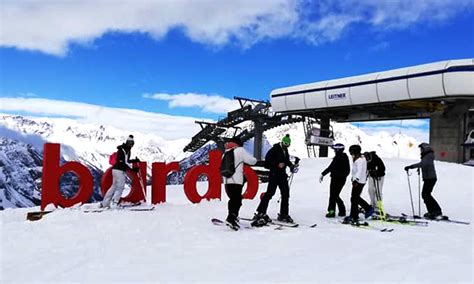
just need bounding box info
[41,143,259,210]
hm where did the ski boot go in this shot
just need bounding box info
[338,211,346,217]
[364,206,375,219]
[277,213,294,223]
[342,216,353,224]
[226,214,240,231]
[325,210,336,218]
[251,212,270,227]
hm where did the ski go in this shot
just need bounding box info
[82,206,155,213]
[240,217,300,228]
[382,214,429,226]
[339,220,394,232]
[402,213,470,225]
[210,218,277,230]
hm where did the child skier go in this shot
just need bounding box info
[222,137,257,230]
[320,143,350,218]
[252,134,297,226]
[363,151,386,217]
[101,135,140,209]
[343,145,374,224]
[404,143,443,219]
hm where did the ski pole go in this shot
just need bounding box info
[406,170,416,221]
[417,168,421,217]
[136,167,147,203]
[374,178,385,221]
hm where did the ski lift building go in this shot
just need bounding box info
[270,59,474,163]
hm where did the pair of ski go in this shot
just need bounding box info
[211,217,317,231]
[400,213,470,225]
[26,203,154,221]
[339,219,394,232]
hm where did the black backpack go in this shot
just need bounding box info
[220,149,236,178]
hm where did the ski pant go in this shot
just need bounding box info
[257,172,290,216]
[367,176,384,212]
[422,178,442,215]
[101,169,126,207]
[350,181,371,220]
[225,184,243,218]
[327,177,346,214]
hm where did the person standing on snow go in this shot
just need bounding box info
[222,137,257,230]
[320,143,350,218]
[101,135,140,209]
[363,151,386,216]
[252,134,298,226]
[344,145,374,224]
[404,143,443,219]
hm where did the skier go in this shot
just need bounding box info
[343,145,374,224]
[404,143,443,219]
[252,134,297,226]
[363,151,386,217]
[222,137,257,230]
[319,143,350,218]
[100,135,140,209]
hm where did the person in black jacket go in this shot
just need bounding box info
[404,143,442,219]
[364,151,386,216]
[101,135,140,208]
[320,143,350,218]
[252,134,296,226]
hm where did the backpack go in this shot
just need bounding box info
[220,149,236,178]
[109,152,117,166]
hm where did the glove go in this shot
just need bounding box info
[292,166,299,173]
[132,167,140,173]
[319,174,324,183]
[404,166,410,171]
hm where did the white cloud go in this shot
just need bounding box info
[143,92,239,114]
[0,97,205,139]
[1,0,472,56]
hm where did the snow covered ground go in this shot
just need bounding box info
[1,157,473,283]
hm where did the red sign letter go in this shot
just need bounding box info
[183,150,222,203]
[41,143,93,210]
[151,162,180,204]
[100,162,148,203]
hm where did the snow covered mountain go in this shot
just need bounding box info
[0,137,103,209]
[0,114,421,209]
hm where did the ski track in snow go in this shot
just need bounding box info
[1,158,473,282]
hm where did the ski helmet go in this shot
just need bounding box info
[281,134,291,147]
[331,143,345,152]
[363,151,372,161]
[418,143,432,153]
[348,144,361,155]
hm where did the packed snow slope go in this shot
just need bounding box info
[1,158,472,283]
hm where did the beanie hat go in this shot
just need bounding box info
[126,135,134,145]
[331,143,345,152]
[281,134,291,147]
[348,144,361,155]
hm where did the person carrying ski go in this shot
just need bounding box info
[222,137,257,230]
[320,143,350,218]
[344,145,374,224]
[363,151,386,217]
[252,134,297,226]
[404,143,443,219]
[101,135,140,209]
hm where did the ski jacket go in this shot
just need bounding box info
[351,156,368,184]
[223,146,257,185]
[408,150,437,180]
[367,154,385,178]
[113,144,134,172]
[321,152,350,179]
[264,143,293,176]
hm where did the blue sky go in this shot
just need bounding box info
[1,0,473,140]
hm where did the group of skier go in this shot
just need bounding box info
[103,133,443,230]
[221,134,443,229]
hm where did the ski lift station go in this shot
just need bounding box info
[271,59,474,165]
